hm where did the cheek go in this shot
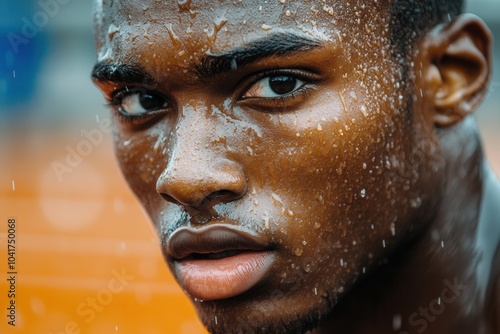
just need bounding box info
[113,128,167,211]
[259,106,432,290]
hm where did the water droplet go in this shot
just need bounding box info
[261,24,272,31]
[177,0,192,12]
[208,16,228,46]
[360,105,368,117]
[302,262,312,272]
[392,314,402,330]
[153,139,161,153]
[360,189,366,198]
[294,248,303,257]
[323,5,334,16]
[165,23,181,47]
[263,213,270,230]
[411,197,422,208]
[390,223,396,236]
[340,258,344,266]
[108,24,119,40]
[338,91,348,113]
[271,193,283,206]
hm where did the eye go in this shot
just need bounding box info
[108,88,171,129]
[116,89,169,115]
[243,75,305,98]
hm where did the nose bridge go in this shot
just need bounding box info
[156,101,247,207]
[172,102,211,159]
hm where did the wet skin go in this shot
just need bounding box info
[92,1,500,333]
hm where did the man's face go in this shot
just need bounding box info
[93,1,442,332]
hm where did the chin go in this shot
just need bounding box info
[191,289,336,334]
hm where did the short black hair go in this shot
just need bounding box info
[388,0,463,117]
[390,0,463,59]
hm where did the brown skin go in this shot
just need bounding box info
[92,1,500,333]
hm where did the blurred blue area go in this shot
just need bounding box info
[0,2,47,110]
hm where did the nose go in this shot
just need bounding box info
[157,156,247,208]
[155,102,247,208]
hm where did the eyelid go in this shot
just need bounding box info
[238,69,322,99]
[236,69,321,111]
[106,86,171,130]
[109,86,143,106]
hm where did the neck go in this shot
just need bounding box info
[312,118,500,334]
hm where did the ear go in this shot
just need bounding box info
[421,14,492,127]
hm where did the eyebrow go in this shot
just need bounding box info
[91,32,323,84]
[196,32,323,78]
[91,62,155,85]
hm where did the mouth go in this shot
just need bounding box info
[190,249,246,260]
[166,224,275,301]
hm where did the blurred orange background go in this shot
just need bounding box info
[0,1,499,333]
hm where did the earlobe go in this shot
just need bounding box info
[422,14,492,127]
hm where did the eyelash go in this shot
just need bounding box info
[238,69,320,110]
[106,88,168,128]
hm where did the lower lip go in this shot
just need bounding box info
[174,251,275,301]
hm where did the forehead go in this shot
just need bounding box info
[95,0,392,62]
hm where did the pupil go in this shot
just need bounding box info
[269,76,297,95]
[139,93,163,110]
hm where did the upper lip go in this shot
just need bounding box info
[166,224,270,260]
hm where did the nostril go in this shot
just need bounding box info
[159,190,238,207]
[160,193,181,205]
[208,190,234,200]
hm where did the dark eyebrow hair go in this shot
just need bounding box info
[196,32,323,79]
[91,32,323,84]
[91,62,155,85]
